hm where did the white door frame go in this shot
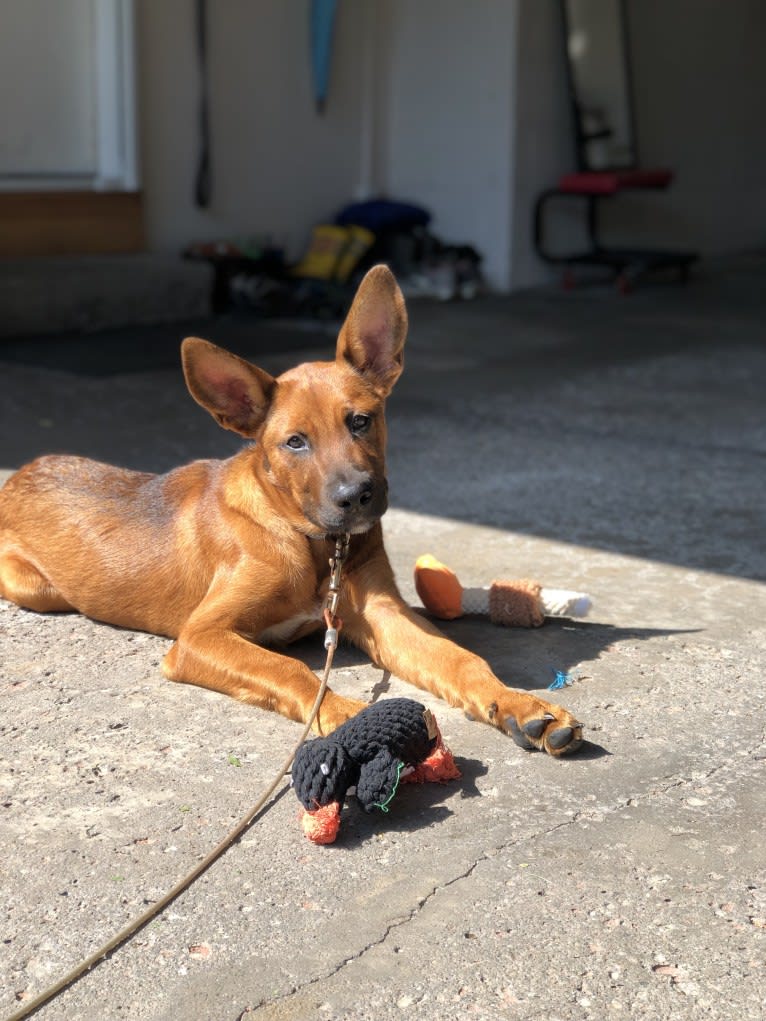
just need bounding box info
[94,0,139,191]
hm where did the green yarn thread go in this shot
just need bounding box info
[374,761,404,813]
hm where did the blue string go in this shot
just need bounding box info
[547,668,575,691]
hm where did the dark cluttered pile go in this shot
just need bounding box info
[185,199,483,319]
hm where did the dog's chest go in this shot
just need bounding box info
[258,607,323,646]
[256,553,332,646]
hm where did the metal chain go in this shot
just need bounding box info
[323,532,350,649]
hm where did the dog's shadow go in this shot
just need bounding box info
[294,613,697,693]
[289,614,670,846]
[443,615,699,691]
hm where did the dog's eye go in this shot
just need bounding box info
[285,434,307,451]
[349,414,371,436]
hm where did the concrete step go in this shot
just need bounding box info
[0,253,213,337]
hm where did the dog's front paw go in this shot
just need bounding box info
[491,696,584,756]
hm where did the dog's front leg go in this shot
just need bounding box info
[162,626,366,735]
[344,579,582,756]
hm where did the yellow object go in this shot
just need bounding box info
[291,224,375,282]
[334,225,375,283]
[414,553,464,620]
[291,225,351,280]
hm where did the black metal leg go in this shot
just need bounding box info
[532,187,698,289]
[586,195,601,250]
[533,189,562,264]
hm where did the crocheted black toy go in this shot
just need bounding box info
[292,697,461,843]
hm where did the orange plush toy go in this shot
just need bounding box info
[414,554,591,628]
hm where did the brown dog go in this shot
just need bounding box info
[0,266,582,754]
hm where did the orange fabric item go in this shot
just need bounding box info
[404,741,462,784]
[300,801,341,844]
[414,554,464,620]
[402,725,461,784]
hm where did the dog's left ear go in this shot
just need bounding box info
[336,264,408,396]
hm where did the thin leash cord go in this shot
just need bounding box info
[5,536,350,1021]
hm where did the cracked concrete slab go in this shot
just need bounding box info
[1,256,765,1020]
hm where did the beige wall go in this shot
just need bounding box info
[136,0,370,260]
[137,0,524,289]
[604,0,766,253]
[511,0,766,285]
[382,0,519,289]
[511,0,573,289]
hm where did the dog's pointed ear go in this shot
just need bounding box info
[336,264,408,396]
[181,338,276,437]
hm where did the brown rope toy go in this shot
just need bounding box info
[414,554,592,627]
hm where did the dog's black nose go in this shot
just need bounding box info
[331,476,374,511]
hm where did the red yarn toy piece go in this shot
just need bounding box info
[300,801,341,844]
[402,727,461,784]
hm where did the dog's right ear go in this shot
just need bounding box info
[181,338,275,437]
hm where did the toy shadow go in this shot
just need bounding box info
[438,615,700,691]
[324,753,489,849]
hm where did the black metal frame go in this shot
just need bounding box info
[533,188,697,288]
[533,0,698,289]
[560,0,639,173]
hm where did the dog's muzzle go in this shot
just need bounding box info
[317,473,388,534]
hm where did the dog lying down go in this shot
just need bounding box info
[0,265,582,756]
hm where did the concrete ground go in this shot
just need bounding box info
[1,256,764,1021]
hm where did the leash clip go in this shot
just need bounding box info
[323,607,343,650]
[323,533,350,650]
